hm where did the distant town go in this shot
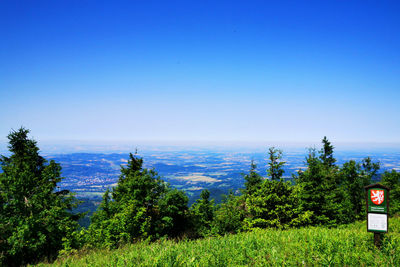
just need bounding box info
[48,147,400,206]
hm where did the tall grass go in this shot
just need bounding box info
[36,217,400,266]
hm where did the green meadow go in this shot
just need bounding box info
[36,217,400,267]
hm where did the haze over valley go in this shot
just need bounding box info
[43,145,400,206]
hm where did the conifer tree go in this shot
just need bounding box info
[244,160,263,194]
[0,128,80,266]
[244,148,310,229]
[296,141,351,226]
[267,147,285,181]
[381,170,400,215]
[190,189,215,237]
[89,152,188,248]
[339,158,379,219]
[320,136,336,168]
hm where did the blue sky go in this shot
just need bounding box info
[1,0,400,145]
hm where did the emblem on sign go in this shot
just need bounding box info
[371,190,384,205]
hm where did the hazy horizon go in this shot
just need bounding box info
[2,137,400,155]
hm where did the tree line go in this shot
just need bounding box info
[1,128,400,266]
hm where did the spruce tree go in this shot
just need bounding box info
[381,170,400,215]
[190,189,215,237]
[339,158,379,219]
[296,143,351,226]
[0,128,80,266]
[296,148,330,225]
[244,148,310,229]
[244,160,263,194]
[267,147,285,181]
[320,136,336,168]
[89,152,188,248]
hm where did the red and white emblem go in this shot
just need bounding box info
[371,190,384,205]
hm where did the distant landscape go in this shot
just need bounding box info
[2,142,400,219]
[2,0,400,265]
[37,145,400,226]
[50,148,400,198]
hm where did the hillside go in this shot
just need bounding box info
[36,217,400,266]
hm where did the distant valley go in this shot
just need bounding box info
[48,148,400,207]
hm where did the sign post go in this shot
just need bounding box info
[365,183,390,248]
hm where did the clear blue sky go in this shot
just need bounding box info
[1,0,399,144]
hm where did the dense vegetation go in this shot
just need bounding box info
[87,153,189,247]
[1,128,400,265]
[0,129,81,266]
[38,217,400,266]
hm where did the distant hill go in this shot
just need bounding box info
[51,149,399,203]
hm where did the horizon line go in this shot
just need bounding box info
[2,138,400,145]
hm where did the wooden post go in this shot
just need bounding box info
[374,232,381,248]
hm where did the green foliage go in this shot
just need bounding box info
[0,128,81,266]
[361,156,380,179]
[295,148,326,224]
[320,136,336,168]
[381,170,400,215]
[112,153,165,205]
[339,157,379,220]
[7,134,397,266]
[39,217,400,267]
[267,147,285,181]
[243,160,263,194]
[59,229,88,257]
[88,153,189,248]
[211,192,246,235]
[296,145,351,226]
[244,179,308,229]
[157,188,189,237]
[243,150,310,230]
[189,189,215,237]
[295,138,381,227]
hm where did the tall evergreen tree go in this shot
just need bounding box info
[339,158,379,219]
[243,160,263,194]
[244,179,303,229]
[295,149,327,224]
[361,157,380,182]
[320,136,336,168]
[0,128,81,266]
[381,170,400,215]
[267,147,285,181]
[190,189,215,237]
[89,152,188,248]
[296,143,351,226]
[244,148,311,229]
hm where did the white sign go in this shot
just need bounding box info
[368,213,388,232]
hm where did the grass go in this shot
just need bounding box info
[36,217,400,266]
